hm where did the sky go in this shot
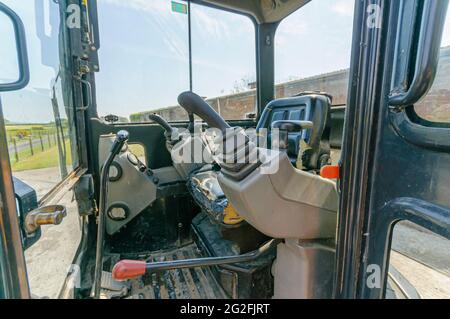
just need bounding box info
[0,0,449,123]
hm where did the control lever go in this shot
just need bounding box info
[148,113,180,145]
[178,91,257,179]
[148,113,173,134]
[93,130,129,299]
[112,239,279,281]
[178,91,230,132]
[271,120,313,150]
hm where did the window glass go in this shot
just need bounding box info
[414,6,450,123]
[190,4,256,120]
[128,143,146,165]
[0,12,19,83]
[275,0,355,105]
[95,0,189,122]
[387,221,450,299]
[2,0,78,200]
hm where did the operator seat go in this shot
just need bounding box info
[178,91,339,298]
[257,92,332,170]
[187,93,332,251]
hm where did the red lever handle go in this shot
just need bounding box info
[112,260,146,281]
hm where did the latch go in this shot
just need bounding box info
[25,205,67,234]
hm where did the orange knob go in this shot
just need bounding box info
[320,165,340,179]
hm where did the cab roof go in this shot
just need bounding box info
[192,0,311,23]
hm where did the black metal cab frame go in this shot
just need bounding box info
[335,0,450,298]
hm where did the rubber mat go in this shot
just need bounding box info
[123,244,228,299]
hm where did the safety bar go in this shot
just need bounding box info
[389,0,449,106]
[0,2,30,92]
[112,239,279,281]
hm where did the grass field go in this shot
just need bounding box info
[7,123,140,172]
[6,124,56,140]
[128,143,146,158]
[11,139,72,172]
[5,123,73,172]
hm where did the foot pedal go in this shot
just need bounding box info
[101,271,129,291]
[100,271,130,299]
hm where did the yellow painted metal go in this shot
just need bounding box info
[223,203,244,225]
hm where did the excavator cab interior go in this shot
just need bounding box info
[82,0,347,299]
[1,0,450,302]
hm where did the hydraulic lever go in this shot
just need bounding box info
[112,239,279,281]
[177,91,257,179]
[148,113,174,134]
[178,91,230,132]
[93,130,129,299]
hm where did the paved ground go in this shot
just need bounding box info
[24,189,82,299]
[8,138,42,153]
[390,251,450,299]
[13,167,81,298]
[392,221,450,276]
[13,167,68,200]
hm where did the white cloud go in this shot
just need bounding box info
[275,18,308,47]
[99,0,233,41]
[331,0,354,17]
[192,9,232,39]
[277,18,307,39]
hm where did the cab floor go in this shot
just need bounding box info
[105,244,228,299]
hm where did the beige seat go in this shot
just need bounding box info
[177,91,339,298]
[217,148,339,298]
[218,149,338,240]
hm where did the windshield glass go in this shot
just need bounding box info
[95,0,256,122]
[275,0,355,105]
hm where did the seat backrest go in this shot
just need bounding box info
[256,93,332,170]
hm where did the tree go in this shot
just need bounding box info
[230,75,256,94]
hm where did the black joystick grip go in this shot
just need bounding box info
[148,113,173,134]
[110,130,129,155]
[178,91,230,132]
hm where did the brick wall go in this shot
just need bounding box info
[130,46,450,123]
[275,69,350,106]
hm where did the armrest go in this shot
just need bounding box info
[271,120,313,150]
[271,120,313,132]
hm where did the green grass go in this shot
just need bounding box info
[11,139,52,160]
[128,144,146,158]
[11,140,72,172]
[5,123,66,142]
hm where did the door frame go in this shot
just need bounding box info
[335,0,450,298]
[0,1,31,298]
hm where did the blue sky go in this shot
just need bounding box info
[1,0,449,123]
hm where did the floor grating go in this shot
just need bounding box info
[105,244,228,299]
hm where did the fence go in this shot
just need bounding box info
[8,130,63,163]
